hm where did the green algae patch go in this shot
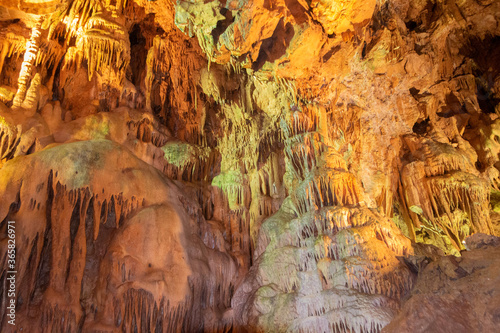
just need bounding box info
[74,115,110,141]
[212,170,247,210]
[211,170,244,187]
[39,140,110,189]
[0,140,112,190]
[161,141,209,168]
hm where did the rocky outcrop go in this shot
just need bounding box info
[0,140,238,332]
[0,0,499,332]
[384,234,500,333]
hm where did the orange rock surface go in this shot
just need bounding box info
[0,0,499,332]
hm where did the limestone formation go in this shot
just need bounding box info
[0,0,499,332]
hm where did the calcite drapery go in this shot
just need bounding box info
[12,18,42,109]
[232,102,415,333]
[0,140,238,332]
[0,0,500,332]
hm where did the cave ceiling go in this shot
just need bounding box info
[0,0,500,332]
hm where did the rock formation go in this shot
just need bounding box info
[0,0,499,332]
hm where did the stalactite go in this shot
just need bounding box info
[238,101,416,333]
[0,140,239,332]
[76,31,130,81]
[0,33,27,76]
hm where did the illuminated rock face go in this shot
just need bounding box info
[310,0,377,37]
[0,0,499,332]
[0,140,238,332]
[232,106,416,332]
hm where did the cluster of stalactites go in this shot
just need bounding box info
[144,35,204,144]
[40,0,131,81]
[401,137,494,251]
[281,108,319,139]
[0,167,146,331]
[107,257,237,332]
[162,148,217,183]
[244,102,416,332]
[111,290,192,333]
[293,171,364,215]
[287,300,396,333]
[76,31,130,80]
[218,119,258,173]
[259,206,411,256]
[254,203,415,332]
[62,0,129,38]
[404,167,491,250]
[149,34,200,86]
[35,39,65,70]
[126,117,218,183]
[209,169,253,267]
[0,33,27,74]
[257,124,283,163]
[48,178,144,240]
[285,131,327,178]
[61,46,83,71]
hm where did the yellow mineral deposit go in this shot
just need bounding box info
[0,0,499,332]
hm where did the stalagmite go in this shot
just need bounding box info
[13,18,43,108]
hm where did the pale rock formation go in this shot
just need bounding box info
[0,0,499,332]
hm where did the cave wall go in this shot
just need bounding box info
[0,0,499,332]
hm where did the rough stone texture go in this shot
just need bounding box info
[0,140,238,332]
[0,0,499,332]
[384,234,500,333]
